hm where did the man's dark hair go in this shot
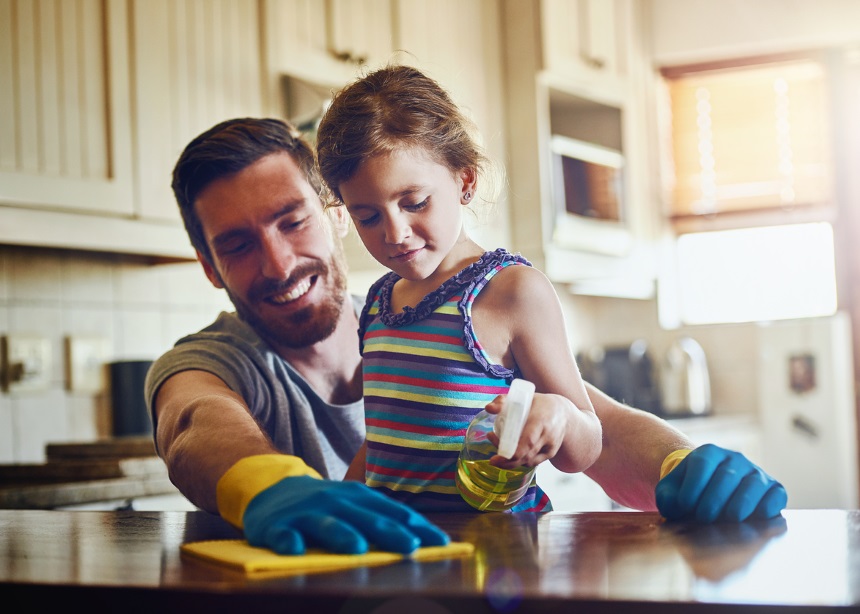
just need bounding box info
[171,117,322,262]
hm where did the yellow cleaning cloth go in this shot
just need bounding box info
[181,539,475,575]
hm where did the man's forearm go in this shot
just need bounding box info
[584,382,693,511]
[155,372,279,513]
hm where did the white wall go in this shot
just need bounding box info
[649,0,860,65]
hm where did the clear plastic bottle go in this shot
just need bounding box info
[455,379,536,512]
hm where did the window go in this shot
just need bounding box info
[658,55,838,326]
[662,56,834,226]
[667,222,837,326]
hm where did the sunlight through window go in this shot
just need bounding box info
[675,222,837,324]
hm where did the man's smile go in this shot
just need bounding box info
[267,276,315,304]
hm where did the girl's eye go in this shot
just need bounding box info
[405,198,429,212]
[354,213,379,228]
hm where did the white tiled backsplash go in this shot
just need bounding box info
[0,245,766,465]
[0,246,232,463]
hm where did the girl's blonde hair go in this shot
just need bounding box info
[316,65,493,205]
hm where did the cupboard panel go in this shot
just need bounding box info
[132,0,265,222]
[0,0,134,215]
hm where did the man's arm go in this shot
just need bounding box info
[583,382,693,511]
[154,369,279,513]
[584,382,787,521]
[154,369,450,554]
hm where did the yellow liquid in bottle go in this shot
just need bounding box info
[455,458,533,512]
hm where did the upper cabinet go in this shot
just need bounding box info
[263,0,394,89]
[541,0,631,102]
[502,0,659,299]
[0,0,134,217]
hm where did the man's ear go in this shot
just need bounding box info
[327,205,351,239]
[197,250,224,289]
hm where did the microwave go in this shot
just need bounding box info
[549,134,631,256]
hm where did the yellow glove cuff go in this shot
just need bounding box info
[216,454,322,528]
[660,448,693,480]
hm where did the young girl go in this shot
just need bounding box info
[315,65,602,512]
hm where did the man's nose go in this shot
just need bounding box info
[260,235,296,279]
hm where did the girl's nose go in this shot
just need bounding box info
[260,235,296,279]
[384,215,411,245]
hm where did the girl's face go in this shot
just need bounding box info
[337,147,477,283]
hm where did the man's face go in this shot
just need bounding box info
[194,152,350,351]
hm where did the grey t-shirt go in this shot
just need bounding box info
[144,299,365,481]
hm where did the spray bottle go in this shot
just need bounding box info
[455,378,537,511]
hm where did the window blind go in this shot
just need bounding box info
[664,58,833,224]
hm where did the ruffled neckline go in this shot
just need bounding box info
[375,248,526,327]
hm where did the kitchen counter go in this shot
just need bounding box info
[0,437,187,509]
[1,509,856,612]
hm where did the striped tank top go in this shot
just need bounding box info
[358,248,552,512]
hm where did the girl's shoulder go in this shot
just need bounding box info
[477,251,557,309]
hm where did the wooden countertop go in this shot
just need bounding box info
[0,509,856,612]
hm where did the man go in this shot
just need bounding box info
[145,117,787,556]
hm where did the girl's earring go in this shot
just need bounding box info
[463,191,472,202]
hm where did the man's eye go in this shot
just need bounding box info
[220,242,250,256]
[282,217,307,231]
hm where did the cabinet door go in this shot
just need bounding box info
[263,0,394,88]
[541,0,630,97]
[0,0,134,215]
[132,0,265,223]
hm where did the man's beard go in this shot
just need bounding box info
[224,246,350,350]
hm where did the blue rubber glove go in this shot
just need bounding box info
[656,444,788,523]
[243,475,450,555]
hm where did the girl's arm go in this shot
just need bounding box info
[473,265,602,474]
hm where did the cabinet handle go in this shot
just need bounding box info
[328,49,366,66]
[791,415,819,439]
[579,51,605,70]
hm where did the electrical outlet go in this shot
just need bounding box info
[1,335,52,393]
[65,336,112,393]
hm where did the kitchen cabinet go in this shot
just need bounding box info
[541,0,631,101]
[501,0,660,299]
[0,0,134,217]
[262,0,395,90]
[0,0,191,259]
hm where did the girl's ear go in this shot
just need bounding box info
[459,167,478,205]
[327,205,351,239]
